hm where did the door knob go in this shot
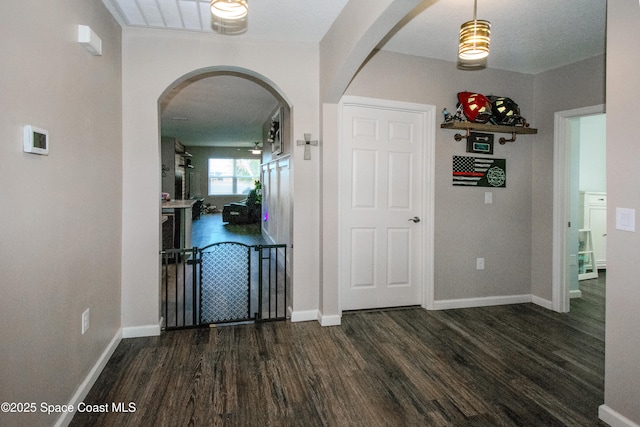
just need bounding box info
[408,216,421,223]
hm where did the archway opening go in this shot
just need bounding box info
[158,67,293,328]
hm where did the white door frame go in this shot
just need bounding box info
[552,104,605,312]
[338,96,436,313]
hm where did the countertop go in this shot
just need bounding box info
[162,199,197,209]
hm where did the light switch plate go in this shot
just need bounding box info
[616,208,636,232]
[484,192,493,204]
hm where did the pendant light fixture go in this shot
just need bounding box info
[458,0,490,67]
[211,0,248,35]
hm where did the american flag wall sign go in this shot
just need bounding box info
[452,155,506,187]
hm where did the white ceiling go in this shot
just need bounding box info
[102,0,349,43]
[381,0,606,75]
[102,0,606,147]
[160,73,280,147]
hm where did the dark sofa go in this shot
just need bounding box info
[222,191,261,224]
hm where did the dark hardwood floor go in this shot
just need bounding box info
[71,275,606,426]
[192,212,266,248]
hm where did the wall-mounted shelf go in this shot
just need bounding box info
[441,121,537,144]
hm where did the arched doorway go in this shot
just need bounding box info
[158,67,293,328]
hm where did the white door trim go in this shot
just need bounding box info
[338,96,436,313]
[552,104,605,312]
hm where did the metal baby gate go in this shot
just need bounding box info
[161,242,288,330]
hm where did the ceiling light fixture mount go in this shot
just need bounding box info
[458,0,490,69]
[210,0,248,35]
[251,142,262,155]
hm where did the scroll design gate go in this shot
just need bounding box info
[161,243,288,330]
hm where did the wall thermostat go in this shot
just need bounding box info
[23,125,49,155]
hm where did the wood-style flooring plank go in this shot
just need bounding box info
[71,276,607,427]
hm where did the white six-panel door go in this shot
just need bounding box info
[340,100,429,311]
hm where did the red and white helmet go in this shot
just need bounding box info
[456,91,492,123]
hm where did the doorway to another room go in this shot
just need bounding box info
[553,105,606,313]
[159,69,293,330]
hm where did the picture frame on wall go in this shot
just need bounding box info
[269,108,283,156]
[466,132,494,155]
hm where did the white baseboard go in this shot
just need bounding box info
[55,329,122,427]
[599,404,640,427]
[291,309,341,326]
[290,309,318,323]
[122,320,162,338]
[531,295,553,310]
[318,312,341,327]
[432,294,532,310]
[570,289,583,299]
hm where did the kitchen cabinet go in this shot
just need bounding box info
[162,199,196,250]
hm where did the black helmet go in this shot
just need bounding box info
[488,96,522,126]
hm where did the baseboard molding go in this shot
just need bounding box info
[531,295,553,310]
[432,294,532,310]
[570,289,583,299]
[318,312,341,327]
[599,404,640,427]
[55,329,122,427]
[121,320,162,338]
[291,309,341,326]
[290,309,318,323]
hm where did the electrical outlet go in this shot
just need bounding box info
[476,258,485,270]
[82,308,90,334]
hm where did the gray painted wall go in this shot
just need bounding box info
[530,55,606,300]
[0,1,122,425]
[603,1,640,423]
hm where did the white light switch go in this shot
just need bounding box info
[616,208,636,232]
[484,192,493,204]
